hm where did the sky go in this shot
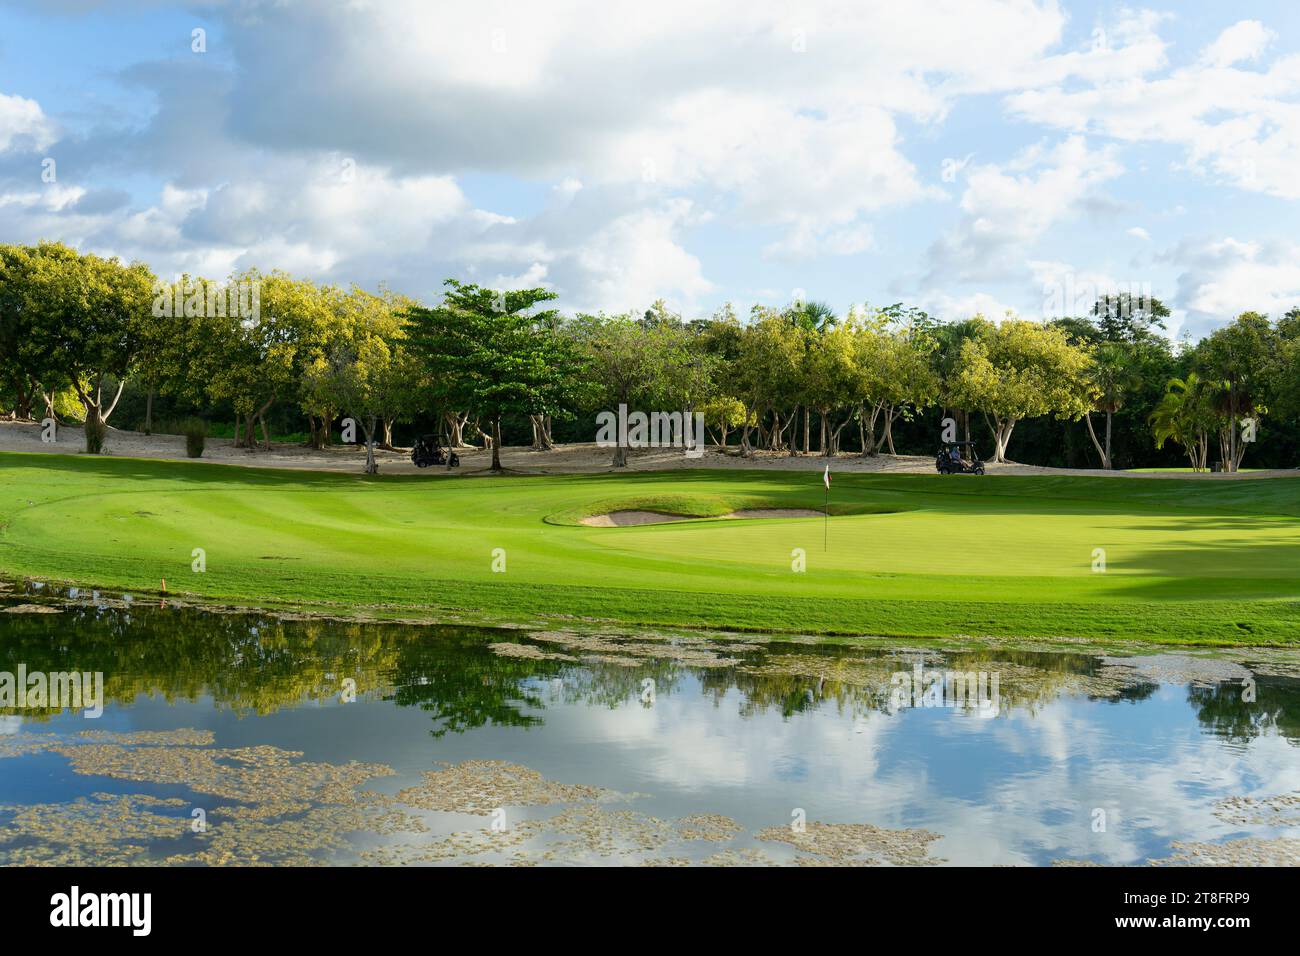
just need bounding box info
[2,0,1300,340]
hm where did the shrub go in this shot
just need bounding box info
[182,417,207,458]
[83,417,106,454]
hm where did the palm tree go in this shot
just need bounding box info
[1149,373,1213,471]
[785,299,837,332]
[784,300,836,453]
[1084,342,1138,469]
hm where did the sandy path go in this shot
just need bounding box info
[1,421,1293,480]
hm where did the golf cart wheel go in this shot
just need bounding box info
[974,462,985,475]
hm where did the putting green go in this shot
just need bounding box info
[2,451,1298,643]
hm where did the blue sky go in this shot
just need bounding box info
[3,0,1300,339]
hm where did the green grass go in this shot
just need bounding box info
[2,450,1298,644]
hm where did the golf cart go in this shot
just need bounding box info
[411,434,459,468]
[935,441,984,475]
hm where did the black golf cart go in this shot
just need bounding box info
[411,435,459,468]
[935,441,984,475]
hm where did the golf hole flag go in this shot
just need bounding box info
[822,465,829,549]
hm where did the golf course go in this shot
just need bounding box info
[2,449,1297,644]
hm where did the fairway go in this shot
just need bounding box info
[2,451,1299,643]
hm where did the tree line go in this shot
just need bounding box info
[2,241,1298,473]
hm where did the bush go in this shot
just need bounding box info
[182,417,207,458]
[83,417,106,454]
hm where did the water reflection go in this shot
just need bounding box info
[0,588,1297,866]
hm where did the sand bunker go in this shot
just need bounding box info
[581,508,823,527]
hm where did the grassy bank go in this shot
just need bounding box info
[2,451,1298,644]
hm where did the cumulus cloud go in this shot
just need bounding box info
[1158,236,1300,336]
[1005,19,1300,199]
[0,92,57,154]
[6,2,1300,324]
[925,136,1124,285]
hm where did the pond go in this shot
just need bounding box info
[1,584,1297,866]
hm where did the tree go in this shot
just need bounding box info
[301,287,426,472]
[1194,312,1277,472]
[1150,373,1217,471]
[1091,293,1170,343]
[929,316,990,453]
[406,280,578,472]
[1083,342,1140,469]
[571,313,702,466]
[861,320,940,456]
[18,242,155,429]
[733,311,804,456]
[0,245,41,420]
[801,322,859,457]
[200,271,332,449]
[700,394,750,448]
[952,320,1094,463]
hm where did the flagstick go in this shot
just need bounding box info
[824,480,828,551]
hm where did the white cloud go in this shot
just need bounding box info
[926,136,1124,284]
[200,0,1152,264]
[0,92,57,153]
[8,2,1300,324]
[1005,19,1300,199]
[917,289,1020,322]
[1159,235,1300,335]
[1200,20,1274,68]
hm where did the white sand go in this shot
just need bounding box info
[1,421,1292,479]
[581,507,826,526]
[580,511,691,527]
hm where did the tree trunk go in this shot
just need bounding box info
[11,376,34,420]
[882,405,898,456]
[73,375,125,431]
[1104,410,1113,469]
[253,399,274,449]
[1084,413,1109,469]
[307,415,329,450]
[144,387,154,435]
[490,417,503,471]
[990,416,1017,463]
[362,415,378,474]
[1227,393,1238,473]
[740,413,755,457]
[455,412,469,447]
[530,414,554,450]
[379,418,395,450]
